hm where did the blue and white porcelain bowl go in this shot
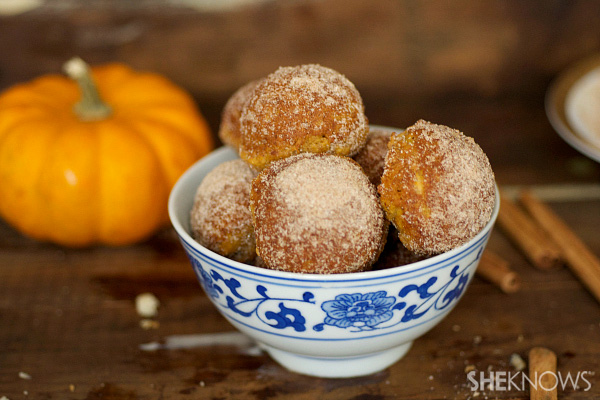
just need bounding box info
[168,135,500,378]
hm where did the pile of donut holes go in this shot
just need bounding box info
[190,64,496,274]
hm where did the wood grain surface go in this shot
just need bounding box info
[1,199,599,399]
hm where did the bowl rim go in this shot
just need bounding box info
[168,128,500,283]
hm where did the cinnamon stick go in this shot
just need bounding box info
[528,347,557,400]
[520,190,600,304]
[496,192,563,270]
[477,250,521,293]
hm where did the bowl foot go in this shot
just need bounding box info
[260,341,413,378]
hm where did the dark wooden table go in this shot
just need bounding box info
[1,89,600,399]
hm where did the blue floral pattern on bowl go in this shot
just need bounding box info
[186,244,482,335]
[320,291,396,330]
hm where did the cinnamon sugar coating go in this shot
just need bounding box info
[239,64,369,170]
[190,159,257,263]
[353,128,394,187]
[250,153,388,274]
[218,79,262,149]
[378,120,496,255]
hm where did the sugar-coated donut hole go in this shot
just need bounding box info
[218,79,263,150]
[239,64,369,170]
[353,127,395,187]
[190,159,257,263]
[378,119,496,255]
[250,153,388,274]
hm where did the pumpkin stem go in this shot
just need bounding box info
[63,57,112,121]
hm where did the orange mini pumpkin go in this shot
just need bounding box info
[0,58,214,246]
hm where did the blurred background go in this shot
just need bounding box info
[1,0,600,183]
